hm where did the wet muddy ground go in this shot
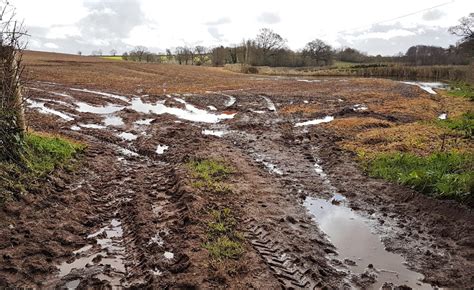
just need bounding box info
[1,75,473,289]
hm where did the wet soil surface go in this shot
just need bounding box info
[1,79,473,289]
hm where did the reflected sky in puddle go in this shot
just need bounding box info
[71,88,129,102]
[134,118,154,125]
[304,197,430,289]
[295,116,334,127]
[401,81,447,95]
[103,115,124,126]
[118,132,137,141]
[129,97,235,123]
[76,102,124,114]
[202,129,225,137]
[27,99,74,121]
[156,144,169,154]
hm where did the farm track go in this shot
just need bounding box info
[1,53,473,289]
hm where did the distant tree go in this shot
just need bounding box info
[77,51,82,56]
[130,46,148,61]
[302,39,333,66]
[255,28,286,64]
[194,45,207,65]
[449,13,473,43]
[122,52,129,60]
[211,46,227,66]
[110,49,117,56]
[166,49,173,62]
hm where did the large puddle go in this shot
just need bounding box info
[304,197,431,289]
[129,97,235,123]
[27,100,74,121]
[401,81,447,95]
[295,116,334,127]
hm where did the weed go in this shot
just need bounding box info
[204,208,244,260]
[364,151,473,204]
[204,236,244,260]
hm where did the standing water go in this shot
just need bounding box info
[304,197,432,289]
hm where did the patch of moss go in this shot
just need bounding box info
[187,159,233,194]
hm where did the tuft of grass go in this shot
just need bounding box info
[203,208,244,260]
[187,159,233,194]
[204,236,244,260]
[437,112,473,138]
[364,151,473,204]
[0,132,85,204]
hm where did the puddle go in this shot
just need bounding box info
[156,144,169,154]
[224,94,236,107]
[353,104,368,111]
[401,81,447,95]
[119,147,139,157]
[118,132,138,141]
[134,118,154,125]
[129,97,235,123]
[75,102,124,114]
[260,95,276,111]
[208,105,217,111]
[304,197,431,289]
[438,113,447,120]
[78,123,106,129]
[295,116,334,127]
[71,88,129,102]
[164,251,174,260]
[202,129,225,137]
[71,125,81,131]
[297,79,321,83]
[27,99,74,121]
[103,115,124,126]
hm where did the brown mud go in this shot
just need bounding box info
[1,56,473,289]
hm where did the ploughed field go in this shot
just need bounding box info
[0,51,472,289]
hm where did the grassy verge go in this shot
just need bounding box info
[204,208,244,261]
[187,159,233,194]
[362,151,473,204]
[437,112,473,138]
[0,132,85,204]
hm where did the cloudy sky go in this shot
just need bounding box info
[13,0,473,56]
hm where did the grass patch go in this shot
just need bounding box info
[101,56,123,61]
[363,151,473,204]
[187,159,233,194]
[0,132,85,203]
[437,112,473,138]
[447,82,474,101]
[203,208,244,260]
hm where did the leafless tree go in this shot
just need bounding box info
[194,45,207,65]
[166,49,173,62]
[449,13,473,42]
[0,0,27,162]
[110,49,117,56]
[302,39,333,66]
[131,46,148,62]
[77,51,82,56]
[255,28,286,63]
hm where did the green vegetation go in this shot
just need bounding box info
[447,82,474,101]
[204,208,244,260]
[364,152,473,204]
[187,159,233,194]
[437,112,474,138]
[0,132,85,204]
[101,56,123,61]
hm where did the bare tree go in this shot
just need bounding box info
[166,49,173,62]
[194,45,207,65]
[0,0,27,162]
[131,46,148,62]
[110,49,117,56]
[302,39,333,66]
[77,51,82,56]
[255,28,286,63]
[449,13,473,42]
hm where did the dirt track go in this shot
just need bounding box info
[0,53,473,289]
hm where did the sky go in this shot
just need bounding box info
[12,0,473,56]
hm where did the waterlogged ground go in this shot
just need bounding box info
[0,53,473,289]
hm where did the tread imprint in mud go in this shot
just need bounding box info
[244,221,322,289]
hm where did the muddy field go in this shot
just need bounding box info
[1,52,473,289]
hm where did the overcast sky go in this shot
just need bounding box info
[13,0,473,56]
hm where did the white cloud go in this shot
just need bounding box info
[44,42,59,49]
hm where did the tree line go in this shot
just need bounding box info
[110,13,473,68]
